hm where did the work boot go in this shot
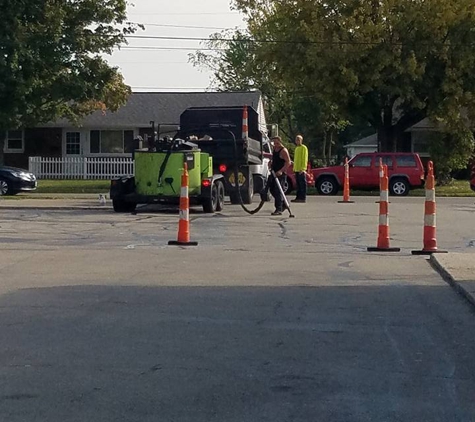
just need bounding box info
[271,210,283,216]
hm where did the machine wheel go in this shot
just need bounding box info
[113,199,137,213]
[216,181,225,211]
[316,176,339,195]
[203,183,219,213]
[390,178,410,196]
[229,186,253,205]
[229,192,240,205]
[0,179,11,196]
[241,175,254,205]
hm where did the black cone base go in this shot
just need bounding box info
[367,247,401,252]
[168,240,198,246]
[411,249,447,255]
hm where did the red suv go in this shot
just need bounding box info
[312,152,425,196]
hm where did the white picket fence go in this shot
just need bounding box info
[29,156,135,180]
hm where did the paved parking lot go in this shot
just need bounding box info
[0,196,474,421]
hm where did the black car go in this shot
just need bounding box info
[0,166,37,195]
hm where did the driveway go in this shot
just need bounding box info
[0,196,474,421]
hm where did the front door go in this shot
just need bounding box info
[349,154,374,188]
[374,155,394,185]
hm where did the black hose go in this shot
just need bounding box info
[231,132,267,215]
[232,164,267,215]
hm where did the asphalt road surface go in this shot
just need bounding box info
[0,196,474,421]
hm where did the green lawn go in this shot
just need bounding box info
[411,180,474,197]
[29,178,474,197]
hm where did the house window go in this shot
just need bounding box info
[4,130,24,153]
[66,132,81,155]
[412,132,430,155]
[90,130,134,154]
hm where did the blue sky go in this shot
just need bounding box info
[106,0,246,92]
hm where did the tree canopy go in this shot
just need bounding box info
[0,0,138,135]
[228,0,475,156]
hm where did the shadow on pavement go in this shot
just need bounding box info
[1,284,475,422]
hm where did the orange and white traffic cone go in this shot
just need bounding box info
[412,161,447,255]
[338,157,354,203]
[242,105,249,139]
[375,158,386,203]
[368,165,400,252]
[168,162,198,246]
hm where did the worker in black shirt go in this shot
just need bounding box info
[268,136,292,215]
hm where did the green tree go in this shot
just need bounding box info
[233,0,475,158]
[0,0,139,164]
[190,30,258,91]
[429,126,475,184]
[190,31,338,161]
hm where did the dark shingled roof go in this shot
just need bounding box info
[44,91,263,128]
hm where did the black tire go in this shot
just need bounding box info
[113,199,137,213]
[216,181,225,211]
[229,191,240,205]
[229,172,254,205]
[0,179,11,196]
[253,175,265,195]
[281,177,293,195]
[390,177,410,196]
[203,183,218,213]
[316,176,339,195]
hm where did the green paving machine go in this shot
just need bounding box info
[110,138,225,213]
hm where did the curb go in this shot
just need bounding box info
[429,255,475,308]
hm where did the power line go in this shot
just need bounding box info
[129,22,243,31]
[111,61,189,64]
[121,34,457,47]
[20,29,460,47]
[131,87,218,90]
[124,35,241,42]
[124,35,250,42]
[128,12,242,16]
[117,46,226,51]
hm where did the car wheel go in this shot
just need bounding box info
[390,178,409,196]
[316,176,339,195]
[216,181,225,211]
[203,183,218,213]
[0,179,10,196]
